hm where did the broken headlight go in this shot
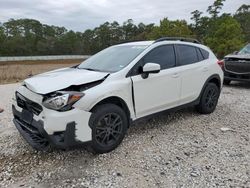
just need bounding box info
[42,91,84,111]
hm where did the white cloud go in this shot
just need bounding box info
[0,0,248,31]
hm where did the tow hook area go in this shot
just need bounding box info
[13,105,90,151]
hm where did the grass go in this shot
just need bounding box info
[0,59,84,84]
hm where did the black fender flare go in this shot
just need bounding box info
[197,74,222,102]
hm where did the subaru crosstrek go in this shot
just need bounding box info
[12,37,223,153]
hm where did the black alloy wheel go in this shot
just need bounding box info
[95,113,123,147]
[196,83,220,114]
[204,87,218,110]
[89,104,128,153]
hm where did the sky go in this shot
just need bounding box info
[0,0,249,31]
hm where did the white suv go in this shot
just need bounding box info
[12,38,223,153]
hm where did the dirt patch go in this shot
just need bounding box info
[0,59,84,84]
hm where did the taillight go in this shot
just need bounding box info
[217,60,224,68]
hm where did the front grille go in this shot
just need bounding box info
[16,92,43,115]
[225,60,250,74]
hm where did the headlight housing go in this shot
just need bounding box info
[42,91,84,111]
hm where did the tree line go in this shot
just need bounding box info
[0,0,249,58]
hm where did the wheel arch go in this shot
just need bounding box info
[198,74,222,100]
[207,74,222,89]
[90,96,132,126]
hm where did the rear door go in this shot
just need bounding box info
[130,45,182,118]
[176,45,210,105]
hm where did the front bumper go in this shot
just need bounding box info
[224,71,250,82]
[13,105,87,150]
[12,86,93,150]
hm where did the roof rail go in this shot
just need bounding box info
[154,37,201,44]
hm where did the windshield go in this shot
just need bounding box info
[78,45,148,72]
[239,44,250,55]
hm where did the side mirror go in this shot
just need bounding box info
[142,63,160,79]
[233,51,238,55]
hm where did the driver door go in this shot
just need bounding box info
[130,45,181,118]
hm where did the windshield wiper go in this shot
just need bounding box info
[79,67,104,72]
[77,67,111,73]
[84,68,97,71]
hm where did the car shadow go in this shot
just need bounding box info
[224,81,250,89]
[51,107,196,153]
[129,106,197,133]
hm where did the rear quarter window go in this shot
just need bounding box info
[199,48,209,59]
[196,48,204,61]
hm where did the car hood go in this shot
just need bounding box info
[24,68,109,94]
[225,54,250,60]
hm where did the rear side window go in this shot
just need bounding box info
[199,48,209,59]
[143,45,176,69]
[177,45,198,65]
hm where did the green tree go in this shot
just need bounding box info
[135,23,154,40]
[55,30,84,55]
[190,10,203,28]
[204,14,244,58]
[190,10,209,41]
[0,4,248,57]
[207,0,226,18]
[147,18,193,39]
[82,29,96,54]
[0,24,6,55]
[234,4,250,42]
[121,19,139,41]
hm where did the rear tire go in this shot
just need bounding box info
[223,79,231,85]
[89,104,128,154]
[196,83,220,114]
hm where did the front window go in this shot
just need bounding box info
[143,45,176,69]
[238,44,250,55]
[78,45,148,72]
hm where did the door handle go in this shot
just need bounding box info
[172,73,180,78]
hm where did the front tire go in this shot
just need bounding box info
[89,104,128,154]
[196,83,220,114]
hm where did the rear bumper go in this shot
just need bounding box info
[13,105,91,150]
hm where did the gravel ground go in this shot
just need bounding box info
[0,82,249,188]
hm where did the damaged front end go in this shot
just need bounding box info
[41,77,106,111]
[13,71,109,151]
[23,67,109,95]
[13,105,85,151]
